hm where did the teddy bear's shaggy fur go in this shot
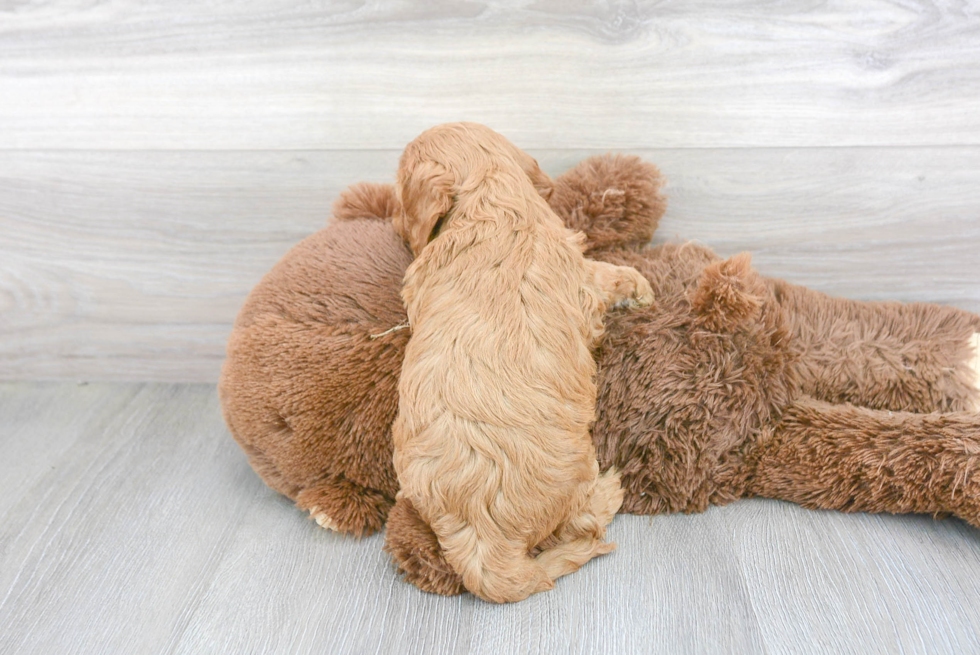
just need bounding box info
[219,152,980,597]
[390,123,653,602]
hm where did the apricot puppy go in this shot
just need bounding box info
[391,123,653,603]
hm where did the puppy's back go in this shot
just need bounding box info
[393,124,614,602]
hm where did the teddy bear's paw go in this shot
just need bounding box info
[296,479,393,537]
[308,506,340,532]
[968,332,980,411]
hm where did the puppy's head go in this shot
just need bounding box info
[394,122,553,255]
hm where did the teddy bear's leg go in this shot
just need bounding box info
[769,278,980,412]
[383,496,465,596]
[534,467,623,581]
[747,397,980,528]
[294,476,394,537]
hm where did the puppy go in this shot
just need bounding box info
[391,123,653,603]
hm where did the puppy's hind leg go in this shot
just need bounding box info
[434,514,554,604]
[535,467,624,581]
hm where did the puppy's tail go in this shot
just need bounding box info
[434,514,554,604]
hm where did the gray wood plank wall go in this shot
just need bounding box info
[1,1,979,381]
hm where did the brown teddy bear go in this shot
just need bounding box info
[219,153,980,597]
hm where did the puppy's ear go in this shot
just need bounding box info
[395,158,455,256]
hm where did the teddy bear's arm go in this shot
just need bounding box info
[748,397,980,528]
[549,155,667,254]
[768,279,980,413]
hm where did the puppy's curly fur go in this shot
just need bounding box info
[391,123,653,603]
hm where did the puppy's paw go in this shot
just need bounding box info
[595,540,617,556]
[531,568,556,595]
[629,274,655,308]
[592,467,625,525]
[308,506,340,532]
[608,267,654,309]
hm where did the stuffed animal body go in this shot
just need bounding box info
[219,151,980,597]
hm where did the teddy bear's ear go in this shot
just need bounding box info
[332,182,400,222]
[690,252,765,332]
[549,154,666,254]
[394,157,455,256]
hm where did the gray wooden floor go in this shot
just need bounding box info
[2,381,980,655]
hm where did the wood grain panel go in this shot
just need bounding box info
[729,501,980,653]
[2,1,980,149]
[2,147,977,381]
[2,382,980,654]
